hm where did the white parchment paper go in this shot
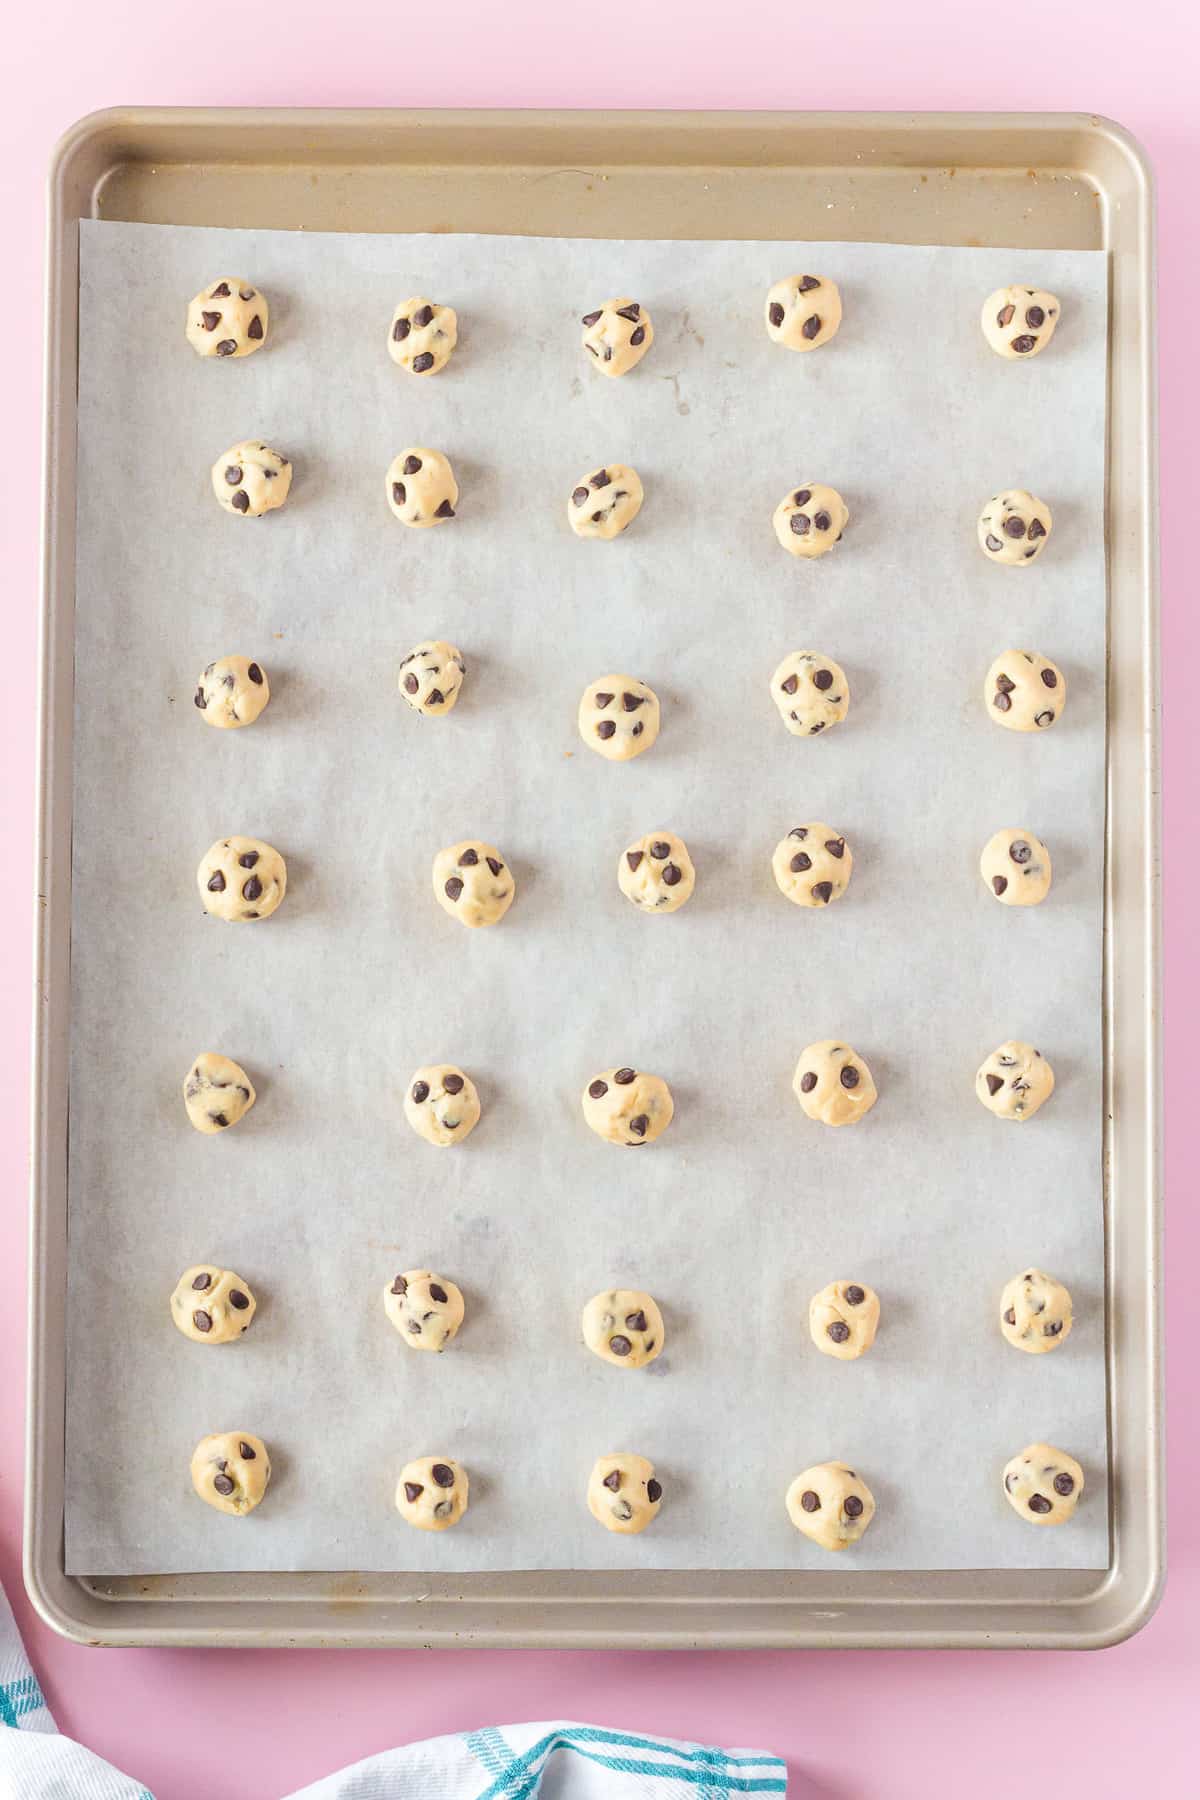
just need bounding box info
[67,221,1109,1573]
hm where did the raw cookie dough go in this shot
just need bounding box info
[1000,1268,1073,1354]
[581,1289,665,1368]
[771,651,850,737]
[198,837,287,922]
[388,297,457,375]
[399,640,465,715]
[182,1051,256,1133]
[194,655,269,729]
[384,1270,465,1350]
[772,825,852,908]
[981,286,1061,359]
[396,1456,468,1531]
[171,1266,256,1343]
[977,489,1052,565]
[985,650,1067,732]
[765,274,843,351]
[773,484,849,558]
[786,1461,875,1550]
[1003,1443,1083,1525]
[580,298,654,376]
[191,1431,270,1516]
[404,1065,481,1146]
[386,448,458,527]
[583,1068,674,1146]
[793,1041,877,1128]
[212,441,291,517]
[980,828,1053,905]
[578,674,660,761]
[587,1453,663,1534]
[186,279,268,358]
[976,1041,1055,1120]
[432,841,515,928]
[568,464,644,540]
[618,832,695,913]
[809,1281,880,1361]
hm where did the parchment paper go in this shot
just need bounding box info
[67,221,1109,1573]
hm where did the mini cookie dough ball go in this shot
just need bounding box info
[771,651,850,737]
[399,640,465,716]
[583,1067,674,1147]
[981,828,1052,906]
[579,674,660,761]
[588,1453,663,1534]
[386,448,458,527]
[396,1456,468,1531]
[212,441,291,516]
[765,274,842,351]
[171,1266,256,1343]
[976,1041,1055,1120]
[793,1041,877,1128]
[809,1281,880,1361]
[978,489,1052,565]
[191,1431,270,1517]
[619,832,695,914]
[581,298,653,376]
[1003,1443,1083,1525]
[581,1289,665,1368]
[985,650,1067,732]
[982,286,1061,359]
[432,840,515,928]
[1001,1268,1073,1354]
[773,484,849,559]
[388,297,457,375]
[182,1051,256,1133]
[786,1461,875,1551]
[773,825,852,908]
[404,1065,481,1146]
[568,464,644,540]
[194,655,269,729]
[198,836,287,921]
[384,1270,465,1350]
[186,278,268,358]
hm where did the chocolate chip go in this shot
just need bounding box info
[632,722,643,737]
[813,510,832,531]
[994,691,1013,713]
[404,1481,424,1502]
[839,1065,859,1089]
[429,1283,449,1303]
[768,301,785,327]
[213,1474,235,1496]
[827,1321,851,1343]
[1028,1494,1053,1514]
[801,314,821,340]
[224,464,243,486]
[843,1495,864,1519]
[486,856,503,877]
[790,512,812,537]
[412,352,435,373]
[431,1463,455,1488]
[1004,1307,1016,1324]
[589,1079,609,1099]
[239,850,259,868]
[801,1489,820,1512]
[193,688,207,710]
[460,848,479,866]
[997,304,1016,327]
[404,673,420,694]
[1026,306,1045,328]
[1040,669,1059,691]
[596,720,617,740]
[614,1069,636,1085]
[242,876,263,901]
[629,1115,649,1137]
[986,1073,1003,1096]
[1034,710,1056,727]
[603,1469,622,1491]
[993,876,1008,895]
[231,491,250,513]
[1011,334,1038,354]
[201,311,220,331]
[210,1112,229,1129]
[434,499,455,518]
[626,851,644,871]
[571,486,589,506]
[216,339,238,357]
[207,871,226,893]
[591,469,611,490]
[800,1072,817,1093]
[211,283,231,298]
[439,1076,465,1102]
[845,1286,865,1306]
[790,852,812,873]
[985,533,1003,552]
[402,455,423,476]
[609,1335,633,1356]
[603,347,613,362]
[414,304,434,327]
[825,838,845,858]
[581,310,603,327]
[229,1290,249,1310]
[1053,1472,1074,1494]
[444,878,464,901]
[247,662,263,685]
[615,303,641,322]
[647,1478,663,1502]
[239,1442,256,1460]
[411,1082,430,1105]
[813,669,833,690]
[1028,518,1046,540]
[393,482,406,506]
[781,674,799,694]
[1009,840,1033,866]
[663,864,682,886]
[798,276,820,292]
[244,315,263,342]
[192,1310,212,1332]
[1044,1320,1063,1337]
[812,880,834,903]
[650,840,670,859]
[793,488,812,505]
[191,1272,213,1291]
[625,1312,648,1332]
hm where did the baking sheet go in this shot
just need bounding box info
[66,220,1109,1574]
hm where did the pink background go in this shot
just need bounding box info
[0,4,1190,1795]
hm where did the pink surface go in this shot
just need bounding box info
[1,4,1192,1795]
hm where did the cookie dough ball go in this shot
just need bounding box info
[588,1454,663,1534]
[386,449,457,527]
[182,1052,256,1133]
[773,484,849,559]
[399,640,465,715]
[191,1431,270,1517]
[171,1266,256,1343]
[985,650,1067,732]
[194,656,269,729]
[404,1065,481,1146]
[619,833,695,914]
[396,1456,468,1531]
[976,1041,1055,1120]
[568,464,644,540]
[384,1270,465,1350]
[773,825,852,908]
[186,278,268,358]
[771,651,850,737]
[583,1068,674,1147]
[388,297,457,375]
[1001,1268,1073,1354]
[578,674,660,761]
[198,836,287,922]
[809,1281,880,1361]
[212,441,291,517]
[582,1289,665,1368]
[981,828,1052,906]
[432,840,515,928]
[978,489,1052,565]
[765,274,842,351]
[1003,1443,1083,1525]
[982,286,1061,359]
[793,1041,877,1128]
[786,1462,875,1550]
[581,298,653,376]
